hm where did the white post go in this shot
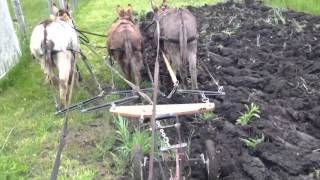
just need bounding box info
[71,0,77,10]
[48,0,53,14]
[0,0,21,79]
[11,0,26,35]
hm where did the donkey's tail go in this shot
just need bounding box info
[43,25,55,84]
[124,33,133,74]
[179,14,188,65]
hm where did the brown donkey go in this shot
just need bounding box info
[150,0,198,90]
[107,4,144,87]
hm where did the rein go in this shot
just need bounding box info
[74,27,108,38]
[50,53,77,180]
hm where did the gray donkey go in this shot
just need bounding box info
[150,0,198,90]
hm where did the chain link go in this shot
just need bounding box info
[156,121,171,147]
[201,92,210,103]
[218,86,224,94]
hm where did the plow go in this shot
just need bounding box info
[48,3,226,179]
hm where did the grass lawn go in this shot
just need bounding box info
[0,0,223,179]
[265,0,320,15]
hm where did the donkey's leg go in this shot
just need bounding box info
[125,63,132,85]
[56,51,72,108]
[165,43,188,88]
[66,51,77,102]
[133,51,142,87]
[111,51,123,89]
[123,55,132,84]
[40,57,58,88]
[188,42,198,90]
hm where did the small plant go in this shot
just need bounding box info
[240,134,265,149]
[114,115,131,156]
[236,103,261,125]
[201,112,215,121]
[309,169,320,179]
[112,115,151,176]
[114,115,151,157]
[272,8,286,25]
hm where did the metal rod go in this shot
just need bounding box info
[111,88,166,97]
[81,95,139,113]
[50,61,76,180]
[175,116,182,180]
[177,89,225,96]
[55,91,106,115]
[148,20,161,180]
[79,50,103,92]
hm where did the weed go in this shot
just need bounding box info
[309,169,320,179]
[114,115,150,157]
[186,129,195,156]
[236,103,261,125]
[200,112,216,121]
[272,7,286,24]
[111,115,151,176]
[240,134,265,149]
[114,115,131,156]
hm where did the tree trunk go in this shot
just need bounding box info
[0,0,21,79]
[11,0,26,35]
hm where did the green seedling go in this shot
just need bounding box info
[114,115,151,157]
[273,8,286,24]
[201,112,215,121]
[236,103,261,125]
[309,169,320,179]
[240,134,265,149]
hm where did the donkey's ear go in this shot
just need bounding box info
[150,0,158,11]
[127,4,133,15]
[162,0,168,7]
[116,5,123,15]
[51,3,59,16]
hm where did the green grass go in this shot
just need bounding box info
[265,0,320,15]
[0,0,222,179]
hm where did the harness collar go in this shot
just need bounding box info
[117,17,134,24]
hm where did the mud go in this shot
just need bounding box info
[140,1,320,179]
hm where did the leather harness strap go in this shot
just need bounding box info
[157,8,198,44]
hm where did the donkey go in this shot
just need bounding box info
[150,0,198,90]
[30,5,79,109]
[107,4,144,87]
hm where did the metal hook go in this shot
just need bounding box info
[166,81,179,99]
[218,86,225,94]
[201,92,209,103]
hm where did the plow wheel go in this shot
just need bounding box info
[205,140,219,180]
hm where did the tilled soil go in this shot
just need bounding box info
[140,1,320,180]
